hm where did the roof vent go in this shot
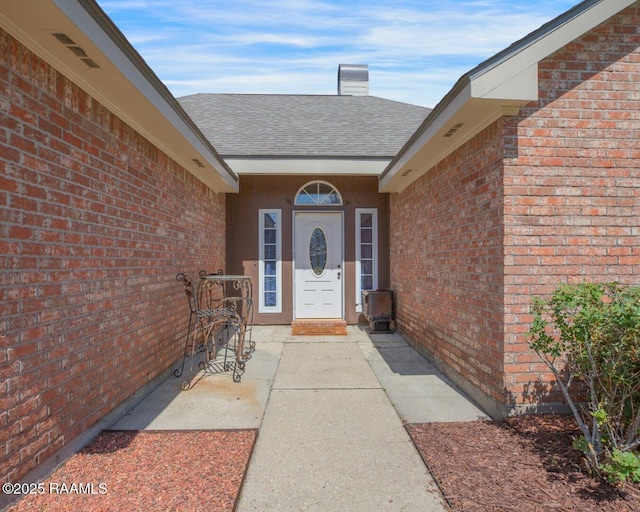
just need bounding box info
[443,123,464,138]
[52,32,100,69]
[52,32,75,45]
[338,64,369,96]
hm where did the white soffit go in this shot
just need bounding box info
[226,158,390,175]
[380,0,637,193]
[0,0,238,192]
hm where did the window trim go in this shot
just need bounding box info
[258,209,282,313]
[355,208,378,313]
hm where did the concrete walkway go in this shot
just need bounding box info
[112,326,487,511]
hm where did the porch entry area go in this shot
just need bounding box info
[292,211,347,335]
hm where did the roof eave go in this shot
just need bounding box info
[378,70,536,192]
[0,0,238,193]
[380,0,636,193]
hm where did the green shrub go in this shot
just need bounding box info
[528,282,640,482]
[601,449,640,484]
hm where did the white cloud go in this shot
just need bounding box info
[98,0,579,107]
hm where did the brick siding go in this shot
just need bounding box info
[1,30,226,484]
[390,5,640,415]
[390,120,506,410]
[503,5,640,409]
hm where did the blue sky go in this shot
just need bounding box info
[99,0,580,107]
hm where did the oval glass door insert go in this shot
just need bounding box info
[309,228,328,276]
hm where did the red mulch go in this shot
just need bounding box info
[407,415,640,511]
[8,430,256,512]
[9,417,640,511]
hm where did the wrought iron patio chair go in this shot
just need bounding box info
[174,272,241,389]
[199,270,255,362]
[197,270,245,371]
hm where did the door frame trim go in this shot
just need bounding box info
[292,210,345,320]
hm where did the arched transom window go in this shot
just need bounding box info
[294,181,343,206]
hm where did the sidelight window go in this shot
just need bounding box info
[259,209,282,313]
[355,209,378,313]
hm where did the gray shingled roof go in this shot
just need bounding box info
[178,94,430,159]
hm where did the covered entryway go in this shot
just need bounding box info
[293,211,343,319]
[225,176,390,327]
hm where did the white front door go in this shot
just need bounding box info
[294,212,343,319]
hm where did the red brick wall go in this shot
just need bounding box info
[0,29,226,484]
[390,120,506,411]
[391,5,640,416]
[503,5,640,408]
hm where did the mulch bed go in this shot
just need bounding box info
[407,415,640,511]
[8,430,256,512]
[9,416,640,511]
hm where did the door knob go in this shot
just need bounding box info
[337,271,341,280]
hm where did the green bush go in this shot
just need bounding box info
[601,449,640,484]
[528,282,640,482]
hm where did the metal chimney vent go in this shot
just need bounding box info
[338,64,369,96]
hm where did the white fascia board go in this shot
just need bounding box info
[227,158,391,176]
[471,63,539,101]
